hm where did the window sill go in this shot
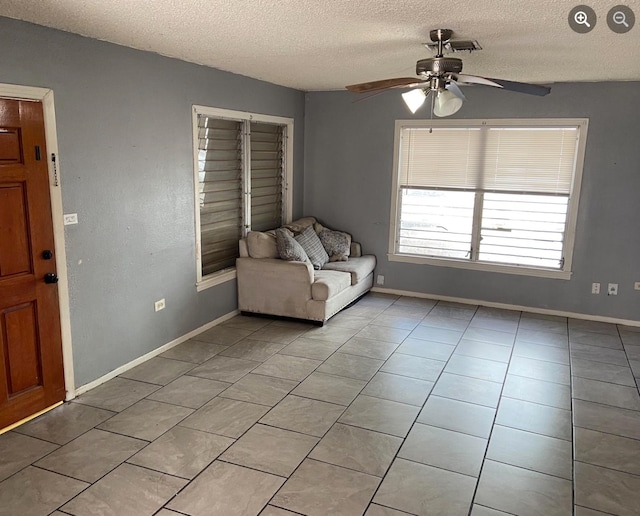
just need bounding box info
[196,269,237,292]
[388,253,572,280]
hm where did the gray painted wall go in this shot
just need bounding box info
[304,82,640,321]
[0,17,305,386]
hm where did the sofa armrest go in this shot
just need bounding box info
[350,242,362,257]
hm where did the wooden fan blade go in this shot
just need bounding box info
[453,74,503,88]
[346,77,422,94]
[484,78,551,96]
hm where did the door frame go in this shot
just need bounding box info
[0,83,75,400]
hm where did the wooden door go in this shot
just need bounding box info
[0,98,65,429]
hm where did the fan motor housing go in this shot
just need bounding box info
[416,57,463,76]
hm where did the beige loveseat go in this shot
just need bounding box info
[236,217,376,324]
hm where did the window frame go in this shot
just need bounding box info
[388,118,589,280]
[192,105,293,291]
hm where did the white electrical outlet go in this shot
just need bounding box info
[607,283,618,296]
[154,298,166,312]
[63,213,78,225]
[377,275,385,285]
[635,282,640,291]
[591,282,600,294]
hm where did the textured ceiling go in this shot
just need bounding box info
[2,0,639,90]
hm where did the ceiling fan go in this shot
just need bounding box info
[346,29,551,117]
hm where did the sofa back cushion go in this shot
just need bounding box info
[276,228,309,262]
[246,231,279,259]
[295,226,329,270]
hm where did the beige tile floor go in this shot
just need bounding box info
[2,293,640,515]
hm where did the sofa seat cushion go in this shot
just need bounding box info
[322,255,376,285]
[312,270,351,301]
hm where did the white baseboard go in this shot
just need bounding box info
[73,310,240,398]
[371,287,640,328]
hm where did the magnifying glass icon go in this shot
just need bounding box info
[613,11,630,27]
[574,11,591,27]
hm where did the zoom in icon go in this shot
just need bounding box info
[569,5,596,33]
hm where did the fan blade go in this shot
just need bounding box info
[453,74,504,88]
[447,81,466,101]
[484,78,551,96]
[346,77,422,94]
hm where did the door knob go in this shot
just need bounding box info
[42,250,53,260]
[44,273,59,284]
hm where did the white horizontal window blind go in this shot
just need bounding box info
[197,115,243,276]
[393,120,586,274]
[250,122,284,232]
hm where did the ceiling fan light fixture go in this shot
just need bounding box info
[402,88,427,114]
[433,88,463,117]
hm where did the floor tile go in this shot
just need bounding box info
[513,341,569,365]
[432,372,502,408]
[392,296,435,309]
[502,374,571,410]
[624,344,640,361]
[496,397,571,440]
[0,432,58,482]
[338,337,399,360]
[444,354,507,383]
[362,371,433,406]
[373,458,476,516]
[571,357,637,387]
[508,355,571,385]
[380,353,445,381]
[251,354,321,381]
[147,375,229,409]
[128,426,234,479]
[475,307,521,322]
[575,461,640,516]
[518,315,567,334]
[97,399,192,441]
[338,395,419,437]
[0,466,88,516]
[168,461,284,515]
[194,325,254,346]
[271,459,380,516]
[454,339,512,363]
[394,337,455,361]
[620,330,640,346]
[430,302,477,321]
[487,425,572,480]
[468,316,519,334]
[316,352,383,381]
[573,399,640,440]
[261,506,300,515]
[475,460,572,516]
[180,397,269,438]
[420,315,470,331]
[220,424,318,477]
[220,314,273,331]
[188,355,261,383]
[573,507,611,516]
[417,395,496,438]
[35,428,146,483]
[278,337,343,361]
[365,504,413,515]
[291,371,366,405]
[73,377,160,412]
[220,338,287,362]
[303,324,360,344]
[408,325,463,345]
[569,319,618,336]
[570,343,628,366]
[575,426,640,476]
[260,395,345,437]
[310,423,402,477]
[15,402,115,445]
[356,324,411,344]
[219,373,298,406]
[327,312,374,330]
[398,423,487,477]
[516,328,568,348]
[371,313,422,331]
[471,505,512,516]
[119,357,194,385]
[160,338,227,363]
[570,330,623,350]
[462,327,515,346]
[572,376,640,410]
[61,463,186,515]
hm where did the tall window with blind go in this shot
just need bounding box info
[389,119,588,278]
[193,106,293,288]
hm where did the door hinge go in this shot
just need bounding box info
[51,153,59,187]
[35,145,41,161]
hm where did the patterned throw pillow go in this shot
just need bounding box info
[294,226,329,270]
[314,223,352,262]
[275,228,309,262]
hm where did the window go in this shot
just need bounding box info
[193,106,293,290]
[389,119,588,279]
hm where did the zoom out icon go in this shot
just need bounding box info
[608,5,635,33]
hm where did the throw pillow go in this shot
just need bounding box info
[275,228,309,262]
[314,222,352,262]
[294,226,329,270]
[246,231,279,259]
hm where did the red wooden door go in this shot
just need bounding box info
[0,98,65,429]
